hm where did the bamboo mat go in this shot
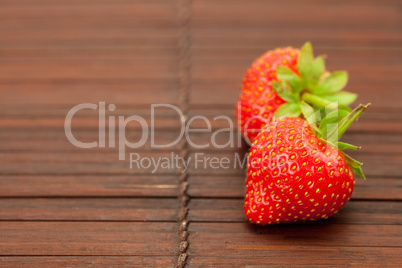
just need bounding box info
[0,0,401,267]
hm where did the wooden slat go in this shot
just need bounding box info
[0,45,398,61]
[341,133,402,153]
[188,222,402,248]
[0,222,177,255]
[1,174,398,201]
[193,30,402,49]
[0,2,176,19]
[0,151,177,175]
[0,59,176,80]
[0,0,170,6]
[193,1,399,25]
[193,46,402,62]
[0,130,181,152]
[192,60,401,83]
[0,47,176,60]
[0,0,399,5]
[191,48,402,82]
[187,247,401,267]
[3,28,399,50]
[0,151,400,176]
[193,0,401,4]
[0,18,175,31]
[0,117,180,130]
[188,175,402,201]
[0,256,176,267]
[1,130,400,155]
[188,199,402,224]
[193,13,398,32]
[193,0,400,16]
[0,198,178,221]
[0,83,177,105]
[191,85,402,111]
[0,105,179,117]
[0,29,176,49]
[0,175,178,197]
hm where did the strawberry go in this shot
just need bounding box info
[236,47,298,142]
[236,42,357,144]
[244,104,369,225]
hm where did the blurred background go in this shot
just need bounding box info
[0,0,400,266]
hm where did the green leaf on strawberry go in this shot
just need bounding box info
[317,104,370,179]
[316,71,348,93]
[273,103,301,118]
[336,142,360,151]
[272,42,356,114]
[319,91,357,106]
[312,56,325,80]
[297,42,315,83]
[276,66,303,93]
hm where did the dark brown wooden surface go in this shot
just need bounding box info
[0,0,401,267]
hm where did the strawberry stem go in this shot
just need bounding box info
[301,92,338,110]
[326,103,371,143]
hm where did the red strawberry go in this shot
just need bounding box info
[244,104,369,225]
[236,47,299,142]
[236,42,357,144]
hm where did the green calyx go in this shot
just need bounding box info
[272,42,369,179]
[307,102,370,180]
[322,103,370,180]
[272,42,357,119]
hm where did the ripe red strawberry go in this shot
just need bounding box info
[236,42,357,144]
[236,47,299,142]
[244,104,369,225]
